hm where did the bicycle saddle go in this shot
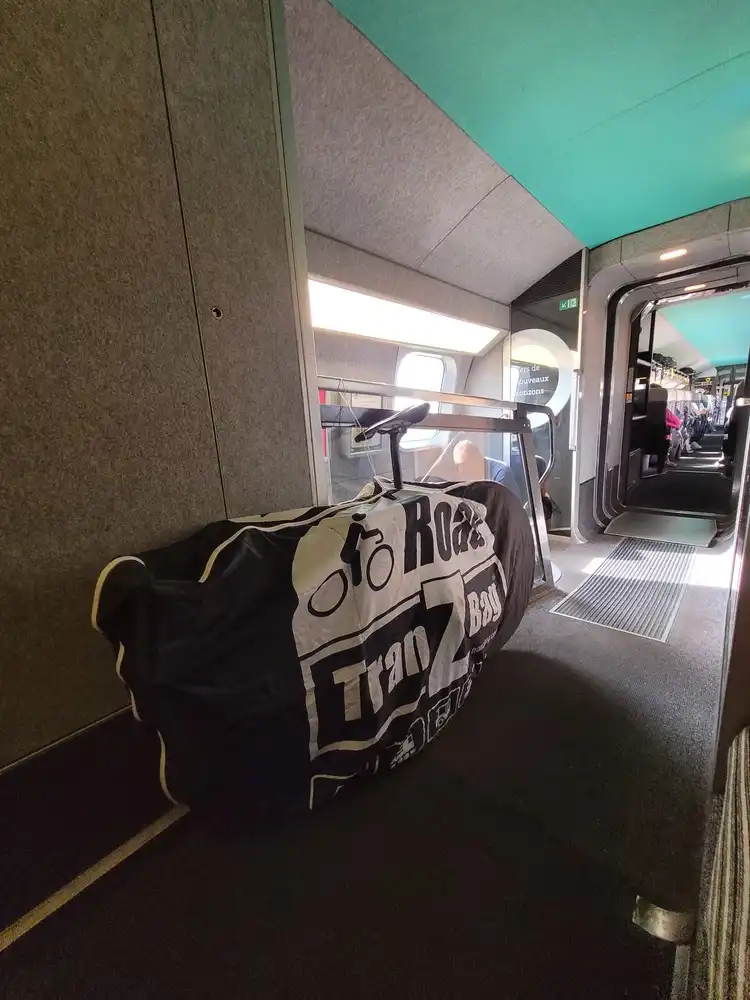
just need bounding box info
[354,402,430,443]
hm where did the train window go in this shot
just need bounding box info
[395,352,445,445]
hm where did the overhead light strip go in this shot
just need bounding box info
[660,248,688,261]
[307,278,501,354]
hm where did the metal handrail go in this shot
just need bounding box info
[318,376,556,488]
[317,375,518,412]
[319,406,528,435]
[319,398,555,589]
[320,403,555,490]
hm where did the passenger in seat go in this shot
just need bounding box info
[665,407,681,467]
[453,439,523,499]
[535,455,561,524]
[453,440,560,524]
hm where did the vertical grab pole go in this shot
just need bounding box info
[518,421,554,588]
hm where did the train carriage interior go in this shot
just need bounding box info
[2,1,750,998]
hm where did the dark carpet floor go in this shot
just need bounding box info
[627,468,731,515]
[2,537,730,998]
[0,745,673,1000]
[0,713,168,929]
[454,546,728,916]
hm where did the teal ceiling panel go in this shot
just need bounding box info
[331,0,750,246]
[661,292,750,368]
[515,55,750,247]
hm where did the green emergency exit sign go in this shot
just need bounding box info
[559,296,578,311]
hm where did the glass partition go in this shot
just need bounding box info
[321,404,551,585]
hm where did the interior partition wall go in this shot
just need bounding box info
[577,198,750,538]
[0,0,320,768]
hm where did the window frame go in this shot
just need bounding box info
[394,351,449,448]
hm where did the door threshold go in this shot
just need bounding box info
[625,504,729,520]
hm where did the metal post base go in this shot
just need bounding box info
[670,945,691,1000]
[632,896,695,944]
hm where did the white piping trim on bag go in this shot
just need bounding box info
[91,483,502,809]
[89,497,385,807]
[199,495,383,583]
[91,555,147,632]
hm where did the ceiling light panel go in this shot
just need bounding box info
[659,248,688,261]
[308,279,501,354]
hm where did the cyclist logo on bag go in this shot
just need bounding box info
[291,494,506,766]
[308,517,395,618]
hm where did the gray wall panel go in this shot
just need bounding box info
[306,232,510,331]
[620,204,730,262]
[285,0,506,271]
[728,197,750,232]
[286,0,573,305]
[315,332,398,384]
[729,227,750,256]
[465,342,507,402]
[419,178,583,303]
[0,0,225,765]
[153,0,316,517]
[589,240,622,279]
[623,233,730,281]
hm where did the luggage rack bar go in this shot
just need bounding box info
[317,375,555,421]
[318,378,556,487]
[318,381,555,591]
[320,406,528,435]
[317,375,517,411]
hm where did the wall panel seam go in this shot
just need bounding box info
[306,228,512,313]
[148,0,229,517]
[415,175,511,272]
[265,0,325,504]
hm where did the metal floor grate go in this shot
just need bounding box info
[551,537,696,642]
